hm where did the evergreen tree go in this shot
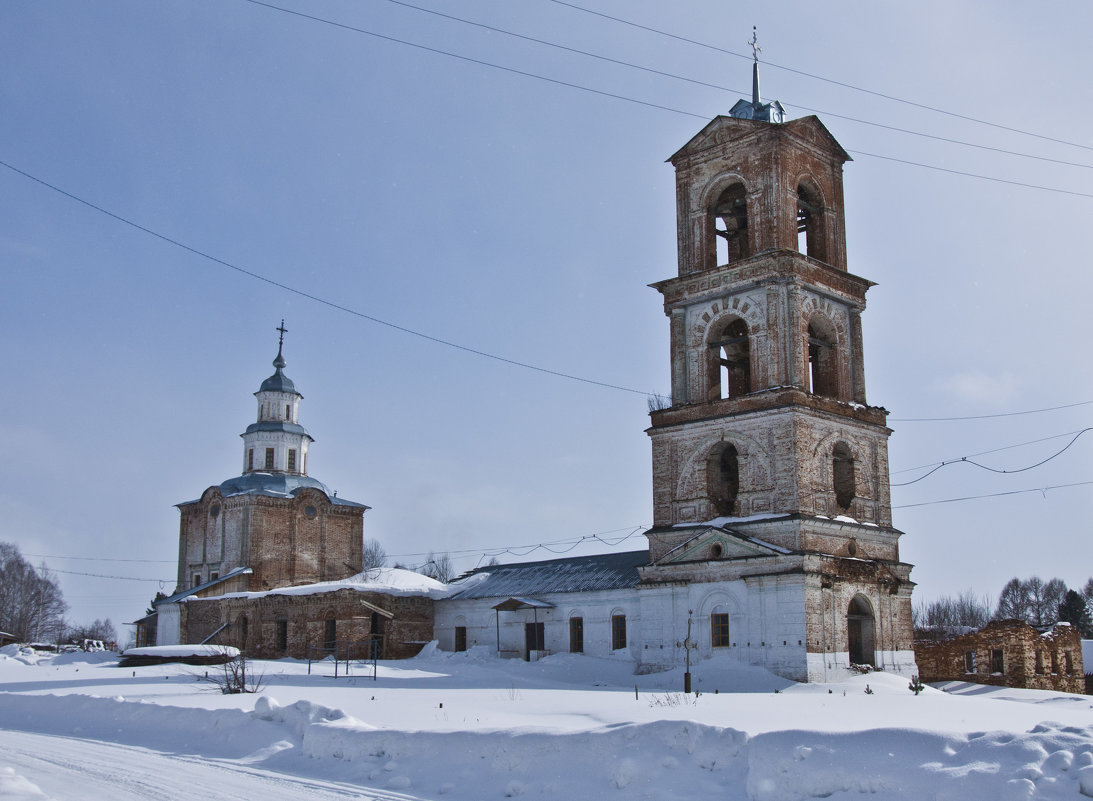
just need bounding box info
[1057,589,1093,638]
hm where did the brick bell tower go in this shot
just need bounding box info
[641,38,915,679]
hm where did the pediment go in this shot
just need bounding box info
[655,526,785,565]
[668,114,851,166]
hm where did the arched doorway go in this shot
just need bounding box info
[847,596,875,667]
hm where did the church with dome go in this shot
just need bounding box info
[143,53,920,683]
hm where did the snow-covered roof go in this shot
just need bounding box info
[182,567,450,603]
[446,551,648,600]
[121,644,239,658]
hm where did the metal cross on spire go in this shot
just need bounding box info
[748,26,762,106]
[274,319,288,368]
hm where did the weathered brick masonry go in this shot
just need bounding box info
[914,620,1084,694]
[180,589,434,660]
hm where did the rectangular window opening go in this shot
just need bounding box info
[276,620,288,653]
[264,448,275,470]
[192,574,201,588]
[990,649,1004,675]
[964,650,977,674]
[569,617,584,653]
[611,614,627,651]
[288,449,297,472]
[711,613,730,647]
[454,626,467,652]
[247,449,254,471]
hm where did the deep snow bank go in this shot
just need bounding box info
[3,691,1092,800]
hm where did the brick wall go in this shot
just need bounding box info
[915,620,1084,694]
[180,588,434,660]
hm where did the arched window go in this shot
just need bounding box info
[807,315,838,397]
[708,317,751,401]
[832,442,856,510]
[239,614,248,651]
[796,182,827,262]
[847,596,875,667]
[707,442,740,516]
[710,183,749,266]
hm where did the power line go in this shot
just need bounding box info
[891,428,1091,475]
[891,399,1093,422]
[239,0,1092,198]
[893,480,1093,509]
[848,149,1093,199]
[546,0,1093,154]
[46,567,173,583]
[385,0,1093,172]
[23,553,175,564]
[891,428,1091,486]
[0,158,654,396]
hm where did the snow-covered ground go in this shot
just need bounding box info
[2,644,1092,800]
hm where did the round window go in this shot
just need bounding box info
[710,543,724,559]
[304,505,317,518]
[209,504,220,518]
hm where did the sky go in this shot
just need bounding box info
[1,0,1090,639]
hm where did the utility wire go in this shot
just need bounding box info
[891,428,1091,486]
[46,567,173,583]
[240,0,703,119]
[0,158,654,396]
[23,553,175,564]
[891,399,1093,422]
[891,428,1091,475]
[240,0,1092,198]
[893,480,1093,509]
[384,0,1093,171]
[546,0,1093,154]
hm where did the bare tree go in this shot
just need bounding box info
[419,551,455,583]
[0,543,68,642]
[1028,577,1067,628]
[67,618,119,646]
[361,538,388,570]
[994,577,1030,622]
[913,590,990,640]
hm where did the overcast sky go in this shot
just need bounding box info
[2,0,1090,639]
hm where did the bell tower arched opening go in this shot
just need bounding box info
[707,316,751,401]
[847,595,876,667]
[832,441,856,511]
[710,183,749,267]
[707,442,740,516]
[796,181,828,262]
[807,315,838,397]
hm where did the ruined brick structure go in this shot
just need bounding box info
[914,620,1085,694]
[180,587,434,661]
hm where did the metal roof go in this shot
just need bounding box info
[196,472,368,508]
[155,566,253,606]
[242,420,314,439]
[448,550,648,600]
[257,367,300,395]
